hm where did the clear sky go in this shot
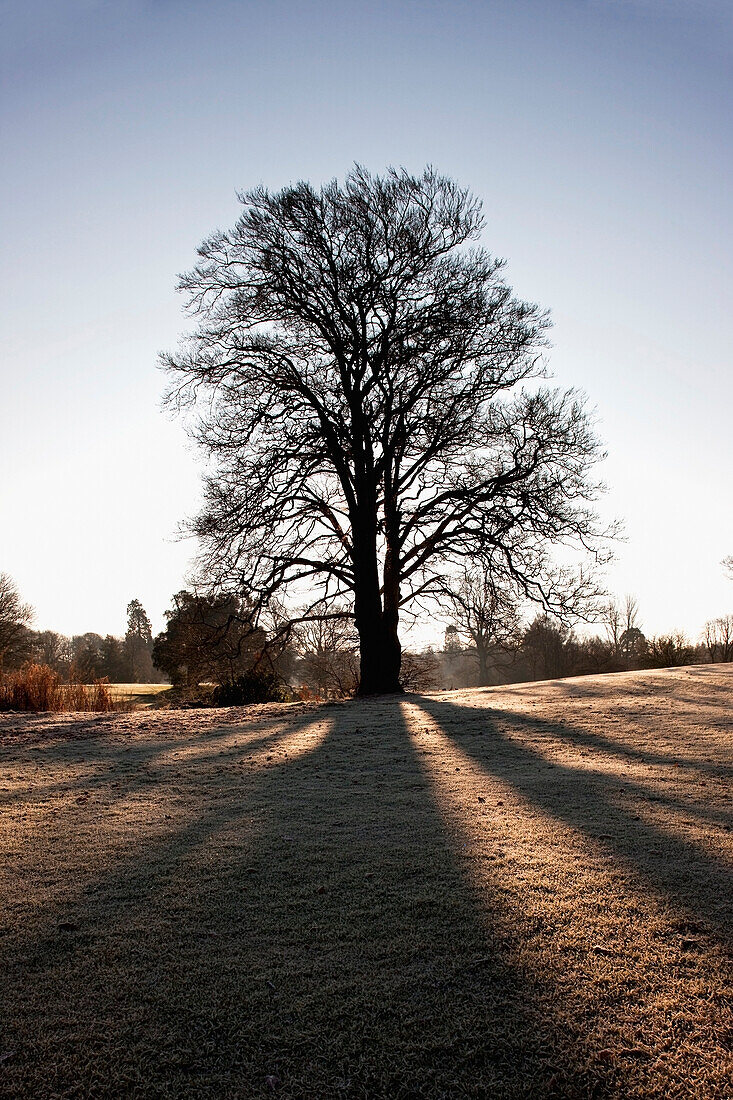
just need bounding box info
[1,0,731,643]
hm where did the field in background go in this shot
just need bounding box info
[0,666,731,1098]
[108,682,173,707]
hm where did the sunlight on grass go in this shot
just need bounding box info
[403,697,732,1095]
[108,682,173,707]
[0,712,331,954]
[0,671,730,1098]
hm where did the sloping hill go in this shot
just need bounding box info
[1,666,731,1098]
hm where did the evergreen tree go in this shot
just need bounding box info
[124,599,154,682]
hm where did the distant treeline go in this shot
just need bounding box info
[1,571,731,704]
[0,580,159,685]
[281,607,733,698]
[432,611,732,693]
[21,625,157,684]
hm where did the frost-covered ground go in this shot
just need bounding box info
[1,666,731,1098]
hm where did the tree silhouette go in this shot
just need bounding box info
[165,166,609,694]
[152,590,265,690]
[124,599,154,683]
[0,573,33,672]
[441,561,522,686]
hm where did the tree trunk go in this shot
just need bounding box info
[356,614,402,695]
[353,531,403,696]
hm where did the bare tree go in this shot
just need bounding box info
[646,632,695,668]
[703,615,733,663]
[441,561,522,685]
[29,629,67,672]
[296,608,359,698]
[723,556,733,581]
[164,166,611,694]
[604,594,641,668]
[604,601,623,659]
[620,595,640,666]
[0,573,33,672]
[718,615,733,662]
[702,619,718,663]
[399,649,440,692]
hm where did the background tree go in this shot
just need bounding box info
[522,615,577,681]
[124,599,154,683]
[439,623,477,690]
[619,625,647,668]
[645,632,695,668]
[295,607,359,698]
[703,619,718,663]
[399,648,440,692]
[70,633,106,681]
[717,615,733,662]
[0,573,33,672]
[99,635,129,682]
[441,560,522,685]
[573,633,617,676]
[619,595,641,666]
[29,630,68,674]
[604,600,623,661]
[702,615,733,663]
[602,594,640,668]
[165,166,610,694]
[152,591,265,691]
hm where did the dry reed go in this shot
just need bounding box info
[0,663,123,712]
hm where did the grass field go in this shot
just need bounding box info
[0,666,730,1098]
[107,683,173,708]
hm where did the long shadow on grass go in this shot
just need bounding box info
[498,711,733,781]
[479,708,733,833]
[546,668,733,725]
[0,706,329,928]
[2,698,621,1100]
[415,695,733,938]
[0,705,321,811]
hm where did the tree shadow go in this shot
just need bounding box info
[486,710,733,831]
[0,703,326,812]
[414,695,732,939]
[2,699,626,1099]
[544,667,733,723]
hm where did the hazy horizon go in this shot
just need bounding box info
[2,0,731,643]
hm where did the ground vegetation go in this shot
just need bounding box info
[1,666,730,1097]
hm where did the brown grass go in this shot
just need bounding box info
[0,663,124,713]
[0,666,730,1098]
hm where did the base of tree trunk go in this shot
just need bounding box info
[356,618,403,696]
[355,682,405,697]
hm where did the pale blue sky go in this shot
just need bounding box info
[1,0,731,641]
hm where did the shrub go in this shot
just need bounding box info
[171,682,216,707]
[0,663,121,712]
[0,663,62,711]
[211,670,287,706]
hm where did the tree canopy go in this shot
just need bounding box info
[152,591,265,690]
[165,165,609,694]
